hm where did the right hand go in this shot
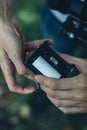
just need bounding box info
[35,54,87,114]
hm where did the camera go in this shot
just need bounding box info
[48,0,87,21]
[61,15,87,46]
[48,0,87,46]
[25,41,78,79]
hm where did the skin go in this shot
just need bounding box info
[0,0,52,94]
[0,17,53,93]
[0,0,54,94]
[0,0,33,93]
[0,20,49,94]
[0,0,87,115]
[35,54,87,114]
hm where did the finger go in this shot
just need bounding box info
[57,52,80,64]
[58,53,87,72]
[6,40,36,79]
[0,51,36,94]
[58,53,87,68]
[47,96,76,107]
[36,74,87,90]
[2,26,32,79]
[40,84,87,101]
[7,44,34,78]
[47,96,87,107]
[58,107,87,114]
[35,75,79,90]
[23,39,54,52]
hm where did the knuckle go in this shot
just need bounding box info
[73,90,86,100]
[48,91,55,98]
[8,87,15,92]
[77,74,87,88]
[8,85,18,93]
[79,91,86,100]
[51,82,57,89]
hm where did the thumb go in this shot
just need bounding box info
[58,52,82,65]
[58,53,87,72]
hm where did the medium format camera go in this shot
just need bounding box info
[61,15,87,46]
[49,0,87,46]
[48,0,87,21]
[25,41,78,79]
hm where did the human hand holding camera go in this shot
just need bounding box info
[0,17,53,94]
[0,18,36,94]
[35,54,87,114]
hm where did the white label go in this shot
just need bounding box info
[33,56,61,79]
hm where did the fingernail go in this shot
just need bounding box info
[24,88,36,94]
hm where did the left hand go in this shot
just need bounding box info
[35,53,87,114]
[0,17,53,94]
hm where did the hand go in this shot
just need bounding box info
[0,18,53,94]
[35,53,87,114]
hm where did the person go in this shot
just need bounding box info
[35,54,87,114]
[38,0,87,114]
[0,0,50,94]
[0,0,34,94]
[34,1,87,130]
[0,0,87,125]
[0,0,87,130]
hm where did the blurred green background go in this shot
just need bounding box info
[0,0,87,130]
[14,0,45,41]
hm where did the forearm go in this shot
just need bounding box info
[0,0,14,20]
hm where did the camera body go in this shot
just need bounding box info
[25,41,78,79]
[48,0,87,46]
[61,15,87,46]
[48,0,87,21]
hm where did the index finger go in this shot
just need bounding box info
[0,52,36,94]
[23,39,54,51]
[35,75,79,90]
